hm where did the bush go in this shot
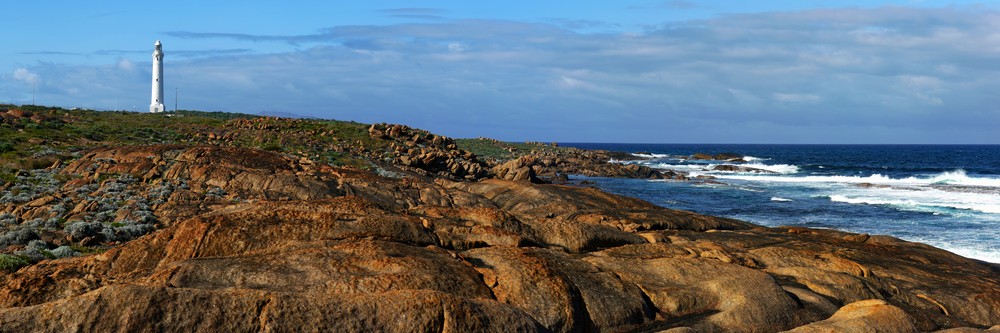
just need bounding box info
[93,210,114,223]
[49,245,79,259]
[133,210,158,224]
[15,246,47,262]
[0,227,39,247]
[64,221,103,240]
[0,171,15,184]
[25,240,47,250]
[14,240,54,262]
[0,213,16,225]
[101,224,156,242]
[373,166,406,179]
[19,217,58,230]
[0,254,29,272]
[260,142,282,151]
[17,157,57,170]
[0,142,14,154]
[206,187,226,198]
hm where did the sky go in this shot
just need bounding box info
[1,1,999,144]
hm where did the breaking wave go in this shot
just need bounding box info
[742,163,800,174]
[631,153,671,159]
[563,143,1000,263]
[637,162,800,175]
[712,169,1000,188]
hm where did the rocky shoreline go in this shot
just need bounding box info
[0,116,998,331]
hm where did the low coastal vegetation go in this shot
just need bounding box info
[454,137,562,161]
[0,104,378,169]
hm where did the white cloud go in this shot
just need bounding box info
[13,68,39,85]
[772,93,821,103]
[9,6,1000,143]
[116,59,137,72]
[446,42,465,53]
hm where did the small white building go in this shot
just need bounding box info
[150,40,165,113]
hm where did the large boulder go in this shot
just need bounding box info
[783,300,918,333]
[492,156,543,183]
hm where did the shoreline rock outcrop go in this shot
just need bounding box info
[369,123,489,181]
[1,145,998,332]
[490,148,686,183]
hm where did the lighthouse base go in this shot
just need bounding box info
[150,103,165,113]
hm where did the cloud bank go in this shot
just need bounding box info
[4,6,998,143]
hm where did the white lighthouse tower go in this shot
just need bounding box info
[150,40,165,113]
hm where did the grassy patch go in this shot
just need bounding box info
[455,138,566,161]
[0,104,436,179]
[0,254,29,272]
[0,169,15,184]
[455,138,517,160]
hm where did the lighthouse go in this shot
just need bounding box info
[150,40,165,113]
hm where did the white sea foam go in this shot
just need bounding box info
[741,163,800,174]
[829,188,1000,214]
[927,170,1000,187]
[641,162,800,175]
[829,195,919,208]
[939,246,1000,264]
[770,197,793,202]
[901,234,1000,264]
[631,153,671,159]
[712,169,1000,188]
[742,155,768,162]
[645,163,715,172]
[706,170,1000,215]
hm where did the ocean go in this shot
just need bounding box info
[560,144,1000,263]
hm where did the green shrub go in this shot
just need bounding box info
[40,250,57,260]
[260,142,282,151]
[0,171,14,184]
[0,254,29,272]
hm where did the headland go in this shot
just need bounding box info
[1,106,998,332]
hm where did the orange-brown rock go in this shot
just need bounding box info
[63,145,339,200]
[783,299,917,333]
[0,285,543,332]
[6,109,27,118]
[465,246,654,332]
[369,123,489,180]
[506,148,684,181]
[1,144,998,332]
[492,156,543,183]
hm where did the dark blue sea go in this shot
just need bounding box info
[560,144,1000,263]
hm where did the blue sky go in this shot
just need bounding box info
[2,1,999,143]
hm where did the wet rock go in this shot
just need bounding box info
[712,164,776,173]
[690,153,745,162]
